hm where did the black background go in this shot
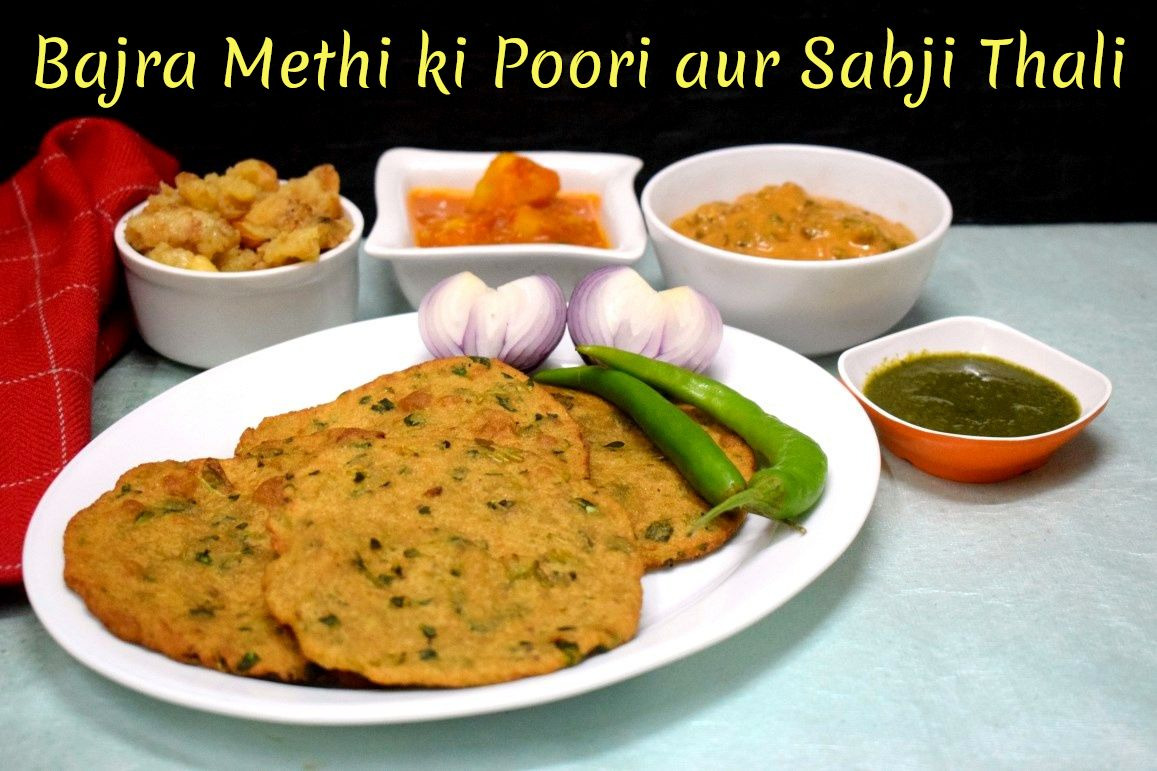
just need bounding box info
[5,5,1153,225]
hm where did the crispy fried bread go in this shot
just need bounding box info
[544,386,755,569]
[262,431,642,687]
[236,357,589,479]
[64,359,658,687]
[63,435,326,681]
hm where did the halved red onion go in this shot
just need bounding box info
[418,272,566,371]
[568,266,722,372]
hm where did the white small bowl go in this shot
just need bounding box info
[116,198,363,369]
[642,144,952,356]
[364,148,646,306]
[837,316,1112,482]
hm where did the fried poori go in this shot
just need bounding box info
[63,439,319,681]
[544,386,754,569]
[235,356,590,480]
[64,352,763,690]
[262,430,642,686]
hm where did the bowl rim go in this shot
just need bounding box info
[836,315,1113,444]
[115,195,364,283]
[640,143,953,271]
[365,241,643,262]
[363,146,646,262]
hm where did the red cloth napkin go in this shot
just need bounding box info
[0,118,177,585]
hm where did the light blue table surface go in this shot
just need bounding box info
[5,225,1154,769]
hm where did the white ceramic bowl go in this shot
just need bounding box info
[837,316,1112,482]
[364,148,646,306]
[116,198,363,369]
[642,144,952,356]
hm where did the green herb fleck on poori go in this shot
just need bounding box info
[644,520,674,542]
[236,651,260,672]
[573,498,599,514]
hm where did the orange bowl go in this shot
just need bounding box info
[837,316,1111,483]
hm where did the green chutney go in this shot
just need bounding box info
[862,352,1081,437]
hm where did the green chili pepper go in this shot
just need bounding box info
[577,345,827,528]
[533,365,747,507]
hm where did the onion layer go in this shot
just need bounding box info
[567,267,722,372]
[418,272,567,371]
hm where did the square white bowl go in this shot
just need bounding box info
[364,148,646,306]
[836,316,1111,481]
[838,316,1112,418]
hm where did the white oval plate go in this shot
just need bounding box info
[23,314,879,725]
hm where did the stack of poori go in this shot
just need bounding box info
[63,356,753,687]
